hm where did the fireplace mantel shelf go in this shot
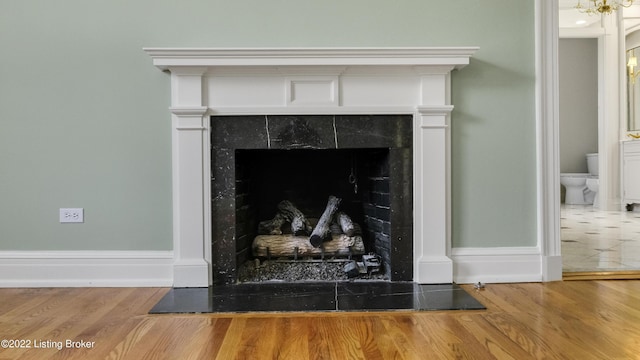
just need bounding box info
[144,47,479,70]
[145,46,478,287]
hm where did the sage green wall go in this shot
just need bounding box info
[0,0,535,251]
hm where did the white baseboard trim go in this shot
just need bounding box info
[414,256,453,284]
[451,247,543,284]
[0,248,548,287]
[0,251,174,287]
[542,255,563,281]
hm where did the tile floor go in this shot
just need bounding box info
[561,204,640,272]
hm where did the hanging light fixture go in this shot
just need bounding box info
[575,0,635,14]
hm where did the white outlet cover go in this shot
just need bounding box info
[59,208,84,223]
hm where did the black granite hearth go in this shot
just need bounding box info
[149,282,485,314]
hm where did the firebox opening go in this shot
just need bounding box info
[235,148,392,282]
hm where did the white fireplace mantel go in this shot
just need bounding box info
[144,47,478,287]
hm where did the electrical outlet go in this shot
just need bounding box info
[59,208,84,223]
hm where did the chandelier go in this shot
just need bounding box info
[575,0,635,14]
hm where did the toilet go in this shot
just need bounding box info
[560,153,599,205]
[560,173,591,204]
[586,178,599,208]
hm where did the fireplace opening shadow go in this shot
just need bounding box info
[149,282,485,314]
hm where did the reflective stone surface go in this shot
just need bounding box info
[150,282,485,314]
[210,114,414,285]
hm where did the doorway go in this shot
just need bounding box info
[558,11,640,277]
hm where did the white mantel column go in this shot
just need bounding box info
[169,67,209,287]
[413,67,454,283]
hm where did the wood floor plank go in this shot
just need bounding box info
[214,317,248,360]
[368,315,408,359]
[2,288,77,338]
[306,316,334,360]
[333,316,384,360]
[146,317,219,360]
[175,317,228,360]
[2,281,640,359]
[103,317,158,360]
[235,317,279,359]
[454,314,528,359]
[378,314,450,359]
[411,314,469,358]
[492,284,620,358]
[313,316,359,359]
[270,317,310,360]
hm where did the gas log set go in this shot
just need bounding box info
[249,195,383,280]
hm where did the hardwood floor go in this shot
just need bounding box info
[1,281,639,359]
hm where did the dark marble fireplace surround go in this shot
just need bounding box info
[210,114,413,285]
